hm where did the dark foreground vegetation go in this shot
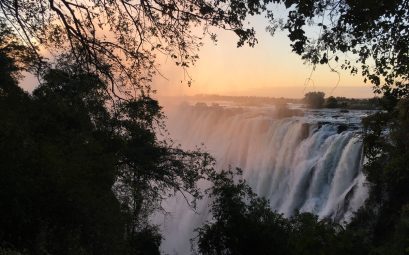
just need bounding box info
[1,0,409,254]
[192,94,409,254]
[0,22,215,255]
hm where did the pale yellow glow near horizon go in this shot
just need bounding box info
[19,14,375,99]
[153,17,374,99]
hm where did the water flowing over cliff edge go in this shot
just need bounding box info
[157,102,371,254]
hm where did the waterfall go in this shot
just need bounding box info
[157,102,369,254]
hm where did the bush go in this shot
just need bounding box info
[325,96,339,108]
[303,92,325,109]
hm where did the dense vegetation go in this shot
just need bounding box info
[303,91,326,108]
[192,0,409,253]
[0,0,264,94]
[0,22,215,255]
[194,169,367,255]
[194,115,409,254]
[192,0,409,251]
[1,0,409,254]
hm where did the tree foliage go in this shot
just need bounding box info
[0,24,215,254]
[0,0,266,96]
[194,168,292,255]
[2,1,409,254]
[276,1,409,252]
[1,0,407,97]
[266,0,409,97]
[194,169,363,255]
[325,96,338,108]
[354,96,409,253]
[303,91,325,108]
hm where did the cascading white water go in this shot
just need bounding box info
[157,102,369,255]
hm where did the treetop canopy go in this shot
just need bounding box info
[0,0,407,98]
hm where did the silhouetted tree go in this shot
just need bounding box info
[0,0,262,95]
[194,168,292,255]
[0,23,215,254]
[265,0,409,98]
[325,96,338,108]
[2,1,409,254]
[303,91,325,109]
[194,169,358,255]
[2,1,407,97]
[272,1,409,252]
[355,96,409,252]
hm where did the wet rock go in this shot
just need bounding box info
[300,123,310,140]
[337,124,348,133]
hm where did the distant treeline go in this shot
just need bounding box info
[303,92,381,110]
[190,94,299,106]
[329,97,381,110]
[190,94,381,110]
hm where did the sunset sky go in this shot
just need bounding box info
[19,14,375,99]
[153,15,374,99]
